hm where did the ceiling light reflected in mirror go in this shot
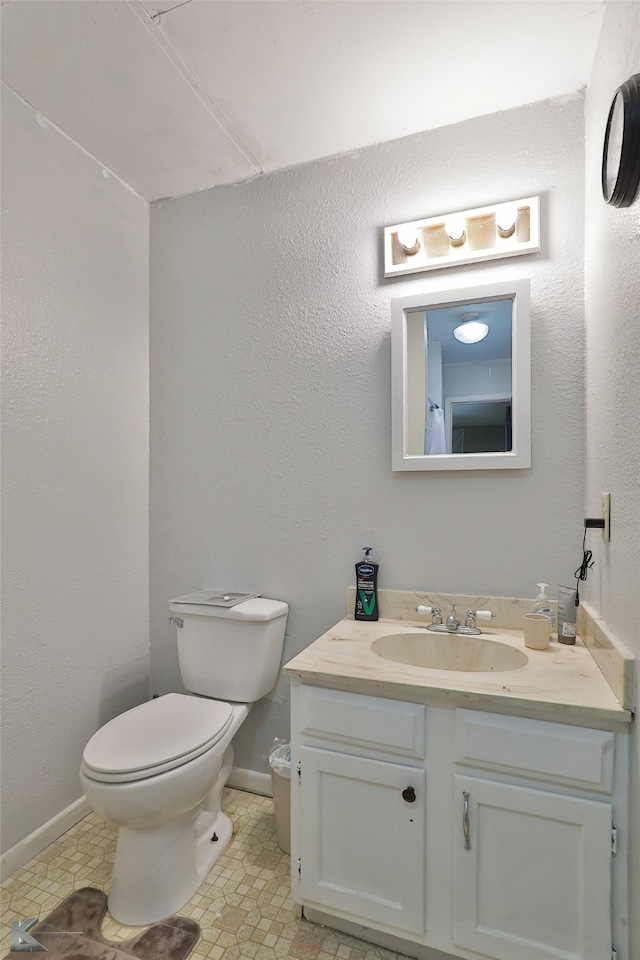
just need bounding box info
[453,313,489,344]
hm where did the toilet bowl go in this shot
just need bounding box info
[81,694,249,924]
[80,595,288,926]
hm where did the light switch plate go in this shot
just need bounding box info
[601,493,611,541]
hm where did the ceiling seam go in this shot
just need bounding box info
[1,79,148,204]
[126,0,263,177]
[145,0,192,21]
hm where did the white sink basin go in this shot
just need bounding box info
[371,632,528,673]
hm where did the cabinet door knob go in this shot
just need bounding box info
[402,786,416,803]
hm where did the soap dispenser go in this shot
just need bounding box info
[354,547,379,622]
[532,583,555,632]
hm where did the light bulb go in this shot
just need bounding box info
[397,226,420,255]
[445,215,466,247]
[496,203,517,238]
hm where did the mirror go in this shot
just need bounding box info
[391,278,530,471]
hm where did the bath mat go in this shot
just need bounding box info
[5,886,200,959]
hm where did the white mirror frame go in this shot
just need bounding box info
[391,278,531,471]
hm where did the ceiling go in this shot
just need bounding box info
[1,0,605,202]
[423,298,512,365]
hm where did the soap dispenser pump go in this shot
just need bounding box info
[532,583,555,631]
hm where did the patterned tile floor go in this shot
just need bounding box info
[1,788,412,960]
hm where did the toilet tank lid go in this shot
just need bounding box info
[169,595,288,621]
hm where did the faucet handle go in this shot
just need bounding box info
[415,605,442,624]
[464,608,496,628]
[475,610,495,621]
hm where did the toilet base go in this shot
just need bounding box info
[106,744,237,926]
[107,806,233,926]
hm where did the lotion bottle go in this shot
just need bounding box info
[355,547,379,621]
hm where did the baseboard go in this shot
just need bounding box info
[1,796,91,882]
[228,767,272,797]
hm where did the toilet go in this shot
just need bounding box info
[80,593,288,926]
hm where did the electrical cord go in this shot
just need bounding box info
[574,526,594,605]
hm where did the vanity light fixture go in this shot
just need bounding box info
[384,196,540,278]
[453,313,489,344]
[397,226,421,255]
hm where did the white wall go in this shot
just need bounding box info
[584,4,640,955]
[149,94,586,775]
[0,88,150,855]
[443,358,512,399]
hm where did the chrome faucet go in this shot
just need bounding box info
[445,605,460,632]
[415,603,495,636]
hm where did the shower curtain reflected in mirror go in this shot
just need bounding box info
[426,406,446,454]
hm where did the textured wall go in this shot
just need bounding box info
[1,88,150,853]
[584,4,640,955]
[149,95,586,773]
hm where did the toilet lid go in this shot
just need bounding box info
[82,693,233,783]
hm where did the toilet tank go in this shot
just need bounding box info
[169,594,288,702]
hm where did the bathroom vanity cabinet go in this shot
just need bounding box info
[289,681,628,960]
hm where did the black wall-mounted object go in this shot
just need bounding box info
[602,73,640,207]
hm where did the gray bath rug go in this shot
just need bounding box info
[5,886,200,959]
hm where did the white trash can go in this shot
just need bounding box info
[268,744,291,854]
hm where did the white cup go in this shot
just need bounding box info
[523,613,551,650]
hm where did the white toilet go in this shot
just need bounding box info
[80,593,288,926]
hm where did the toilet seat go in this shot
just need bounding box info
[82,693,233,783]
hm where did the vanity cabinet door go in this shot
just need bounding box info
[453,776,613,960]
[299,746,426,935]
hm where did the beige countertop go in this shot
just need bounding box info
[284,615,633,728]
